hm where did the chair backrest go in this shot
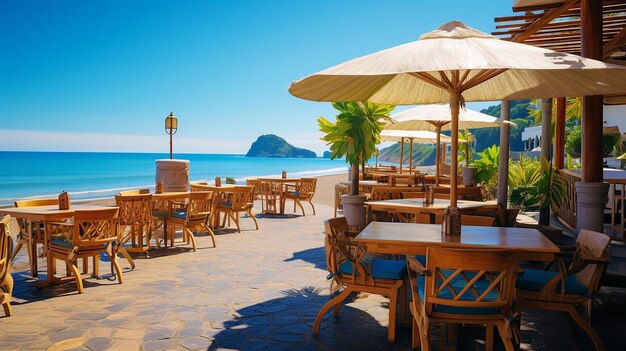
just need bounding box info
[231,186,255,207]
[115,193,153,225]
[118,189,150,196]
[335,183,350,208]
[572,229,611,295]
[299,178,317,195]
[324,217,366,282]
[246,179,260,197]
[187,191,213,216]
[14,198,58,207]
[0,216,14,288]
[371,187,406,201]
[460,215,496,227]
[71,208,120,247]
[418,247,519,316]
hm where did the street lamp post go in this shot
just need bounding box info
[165,112,178,159]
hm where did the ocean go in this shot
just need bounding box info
[0,151,349,206]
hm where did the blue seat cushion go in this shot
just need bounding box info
[289,191,300,197]
[415,255,426,267]
[417,275,501,315]
[338,258,407,280]
[220,201,232,208]
[50,237,73,248]
[171,211,187,220]
[516,268,587,295]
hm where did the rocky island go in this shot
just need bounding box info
[245,134,317,158]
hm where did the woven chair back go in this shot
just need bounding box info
[115,194,153,226]
[0,216,13,287]
[71,208,120,247]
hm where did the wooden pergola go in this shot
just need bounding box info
[492,0,626,231]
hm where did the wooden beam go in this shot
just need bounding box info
[504,0,579,42]
[604,26,626,59]
[555,97,566,170]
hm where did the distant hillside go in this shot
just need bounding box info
[245,134,316,158]
[378,143,436,166]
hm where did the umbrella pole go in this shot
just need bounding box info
[399,137,405,173]
[450,93,459,209]
[409,137,414,171]
[435,125,441,186]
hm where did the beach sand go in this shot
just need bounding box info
[75,172,348,208]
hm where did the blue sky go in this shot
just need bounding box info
[0,0,514,155]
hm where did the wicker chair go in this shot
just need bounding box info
[216,186,258,233]
[283,178,317,216]
[115,193,154,268]
[334,183,350,217]
[1,216,14,317]
[407,248,519,350]
[11,198,61,277]
[167,191,215,250]
[515,229,610,351]
[315,217,407,342]
[46,208,122,294]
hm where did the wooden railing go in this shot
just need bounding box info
[553,169,579,230]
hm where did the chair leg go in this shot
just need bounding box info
[109,251,124,285]
[1,274,14,317]
[313,288,352,335]
[411,316,421,349]
[230,212,240,233]
[296,200,306,216]
[203,224,217,248]
[184,228,197,252]
[388,289,398,342]
[67,260,84,294]
[486,324,494,351]
[9,240,23,263]
[399,283,407,320]
[496,322,515,351]
[308,200,316,215]
[247,210,259,230]
[118,247,136,270]
[565,304,604,351]
[92,255,99,277]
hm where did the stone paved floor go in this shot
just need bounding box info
[1,203,626,350]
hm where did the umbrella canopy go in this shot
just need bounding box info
[290,20,626,221]
[380,129,453,143]
[386,104,500,183]
[387,104,501,131]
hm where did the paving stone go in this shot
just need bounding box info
[178,336,212,349]
[141,339,177,351]
[143,330,177,342]
[84,337,112,351]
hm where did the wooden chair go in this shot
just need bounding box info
[216,186,258,233]
[334,183,350,217]
[460,215,496,227]
[119,188,150,196]
[115,193,154,268]
[11,198,60,277]
[283,178,317,216]
[402,192,427,199]
[315,217,407,342]
[515,229,610,351]
[167,191,216,251]
[407,248,520,350]
[1,216,14,317]
[46,208,122,294]
[246,178,261,200]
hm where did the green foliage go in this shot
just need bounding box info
[510,156,567,211]
[566,125,620,158]
[471,145,499,192]
[458,130,474,167]
[477,99,532,152]
[225,177,236,184]
[378,143,435,166]
[508,155,540,192]
[318,102,394,166]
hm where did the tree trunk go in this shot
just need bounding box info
[350,163,359,196]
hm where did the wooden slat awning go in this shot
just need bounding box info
[494,0,626,62]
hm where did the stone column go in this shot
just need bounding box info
[156,159,190,192]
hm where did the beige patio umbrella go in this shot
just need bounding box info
[387,104,501,184]
[380,129,455,171]
[289,20,626,229]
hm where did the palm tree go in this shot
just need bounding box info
[318,102,394,196]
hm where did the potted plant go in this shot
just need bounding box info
[458,130,478,186]
[318,102,394,228]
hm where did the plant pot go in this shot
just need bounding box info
[461,166,478,186]
[341,194,368,230]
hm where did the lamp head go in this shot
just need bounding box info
[165,112,178,135]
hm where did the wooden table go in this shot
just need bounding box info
[1,205,117,283]
[355,222,559,261]
[366,198,498,223]
[258,178,301,214]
